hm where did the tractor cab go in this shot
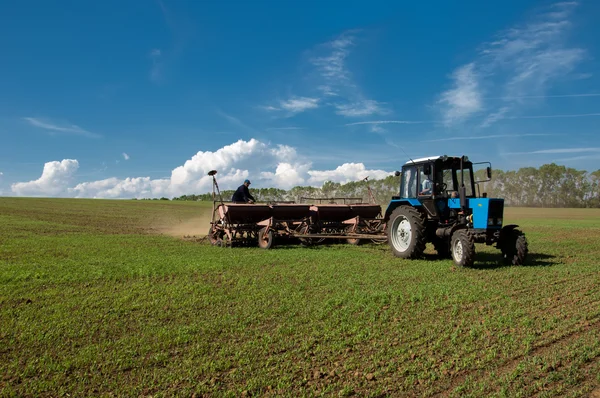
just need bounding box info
[398,155,482,200]
[385,155,528,268]
[390,155,492,223]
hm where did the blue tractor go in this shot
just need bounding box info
[385,155,528,267]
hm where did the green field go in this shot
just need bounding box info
[1,198,599,397]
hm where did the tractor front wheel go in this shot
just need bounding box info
[387,206,426,259]
[451,229,475,267]
[500,229,528,265]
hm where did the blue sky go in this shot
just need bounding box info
[1,0,599,197]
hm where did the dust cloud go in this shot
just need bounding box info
[157,215,213,238]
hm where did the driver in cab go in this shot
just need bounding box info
[420,176,433,195]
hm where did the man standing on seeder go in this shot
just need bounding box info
[231,179,256,203]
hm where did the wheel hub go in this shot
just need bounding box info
[454,240,463,261]
[392,217,412,252]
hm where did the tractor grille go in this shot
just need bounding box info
[489,199,504,220]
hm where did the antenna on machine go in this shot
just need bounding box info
[208,170,224,205]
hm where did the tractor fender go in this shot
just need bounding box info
[498,224,520,243]
[384,199,422,221]
[500,224,519,232]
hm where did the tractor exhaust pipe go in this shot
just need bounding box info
[460,156,467,211]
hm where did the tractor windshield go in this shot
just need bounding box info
[436,159,475,198]
[456,167,474,197]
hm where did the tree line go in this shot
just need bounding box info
[165,163,600,208]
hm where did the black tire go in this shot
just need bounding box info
[208,226,223,246]
[501,229,528,265]
[451,229,475,267]
[433,237,451,258]
[387,206,426,259]
[258,227,274,249]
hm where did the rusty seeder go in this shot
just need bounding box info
[207,170,387,248]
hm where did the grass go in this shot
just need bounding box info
[1,198,599,397]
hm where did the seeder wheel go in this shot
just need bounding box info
[208,225,224,246]
[258,227,274,249]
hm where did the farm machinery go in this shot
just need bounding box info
[207,171,386,248]
[207,155,528,267]
[385,155,528,267]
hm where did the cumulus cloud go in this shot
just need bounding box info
[307,163,390,184]
[122,153,130,160]
[11,159,79,197]
[12,139,392,198]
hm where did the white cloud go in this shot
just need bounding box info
[505,113,600,119]
[480,106,510,128]
[308,163,389,184]
[13,139,392,198]
[439,63,483,126]
[11,159,79,197]
[507,147,600,155]
[262,97,320,115]
[486,93,600,100]
[264,30,387,119]
[335,100,387,117]
[279,97,319,113]
[24,117,100,138]
[265,127,305,131]
[424,133,555,143]
[311,31,388,118]
[439,1,587,127]
[369,124,386,134]
[71,177,170,199]
[260,162,309,189]
[122,153,130,160]
[345,120,428,126]
[311,31,356,90]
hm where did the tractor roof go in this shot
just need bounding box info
[404,155,469,165]
[406,156,441,164]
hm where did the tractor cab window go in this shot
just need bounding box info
[456,168,474,197]
[401,166,417,198]
[441,168,454,195]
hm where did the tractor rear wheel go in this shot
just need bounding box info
[501,229,528,265]
[451,229,475,267]
[387,206,426,259]
[258,227,274,249]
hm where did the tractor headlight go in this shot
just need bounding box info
[488,218,494,226]
[497,218,502,226]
